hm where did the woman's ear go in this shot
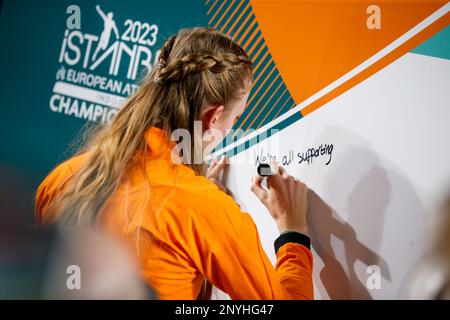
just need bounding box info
[201,105,225,131]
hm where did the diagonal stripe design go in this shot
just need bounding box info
[204,0,299,145]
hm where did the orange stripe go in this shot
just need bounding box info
[251,42,268,66]
[251,58,273,87]
[219,0,244,33]
[242,23,259,49]
[236,73,281,134]
[227,2,251,37]
[242,89,291,137]
[209,0,228,25]
[207,0,219,16]
[274,102,296,119]
[301,13,450,117]
[244,74,281,121]
[232,12,253,42]
[261,92,291,124]
[237,19,256,45]
[247,64,276,106]
[247,34,262,56]
[214,1,235,29]
[246,82,285,129]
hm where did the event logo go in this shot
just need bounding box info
[49,5,160,123]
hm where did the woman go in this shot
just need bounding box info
[35,27,313,299]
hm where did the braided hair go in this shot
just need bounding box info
[155,52,252,84]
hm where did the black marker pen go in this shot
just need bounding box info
[257,163,275,176]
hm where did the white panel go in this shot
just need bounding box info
[224,53,450,299]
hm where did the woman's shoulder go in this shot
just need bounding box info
[35,153,88,220]
[41,153,87,187]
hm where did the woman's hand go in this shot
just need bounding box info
[206,156,229,194]
[250,161,309,235]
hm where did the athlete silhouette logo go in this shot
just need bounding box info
[92,5,120,61]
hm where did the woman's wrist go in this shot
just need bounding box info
[276,219,309,236]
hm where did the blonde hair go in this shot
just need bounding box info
[47,27,253,226]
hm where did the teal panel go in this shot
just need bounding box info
[411,25,450,60]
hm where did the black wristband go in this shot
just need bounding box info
[274,231,311,253]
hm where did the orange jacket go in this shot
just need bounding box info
[35,127,313,299]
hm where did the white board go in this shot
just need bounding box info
[221,52,450,299]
